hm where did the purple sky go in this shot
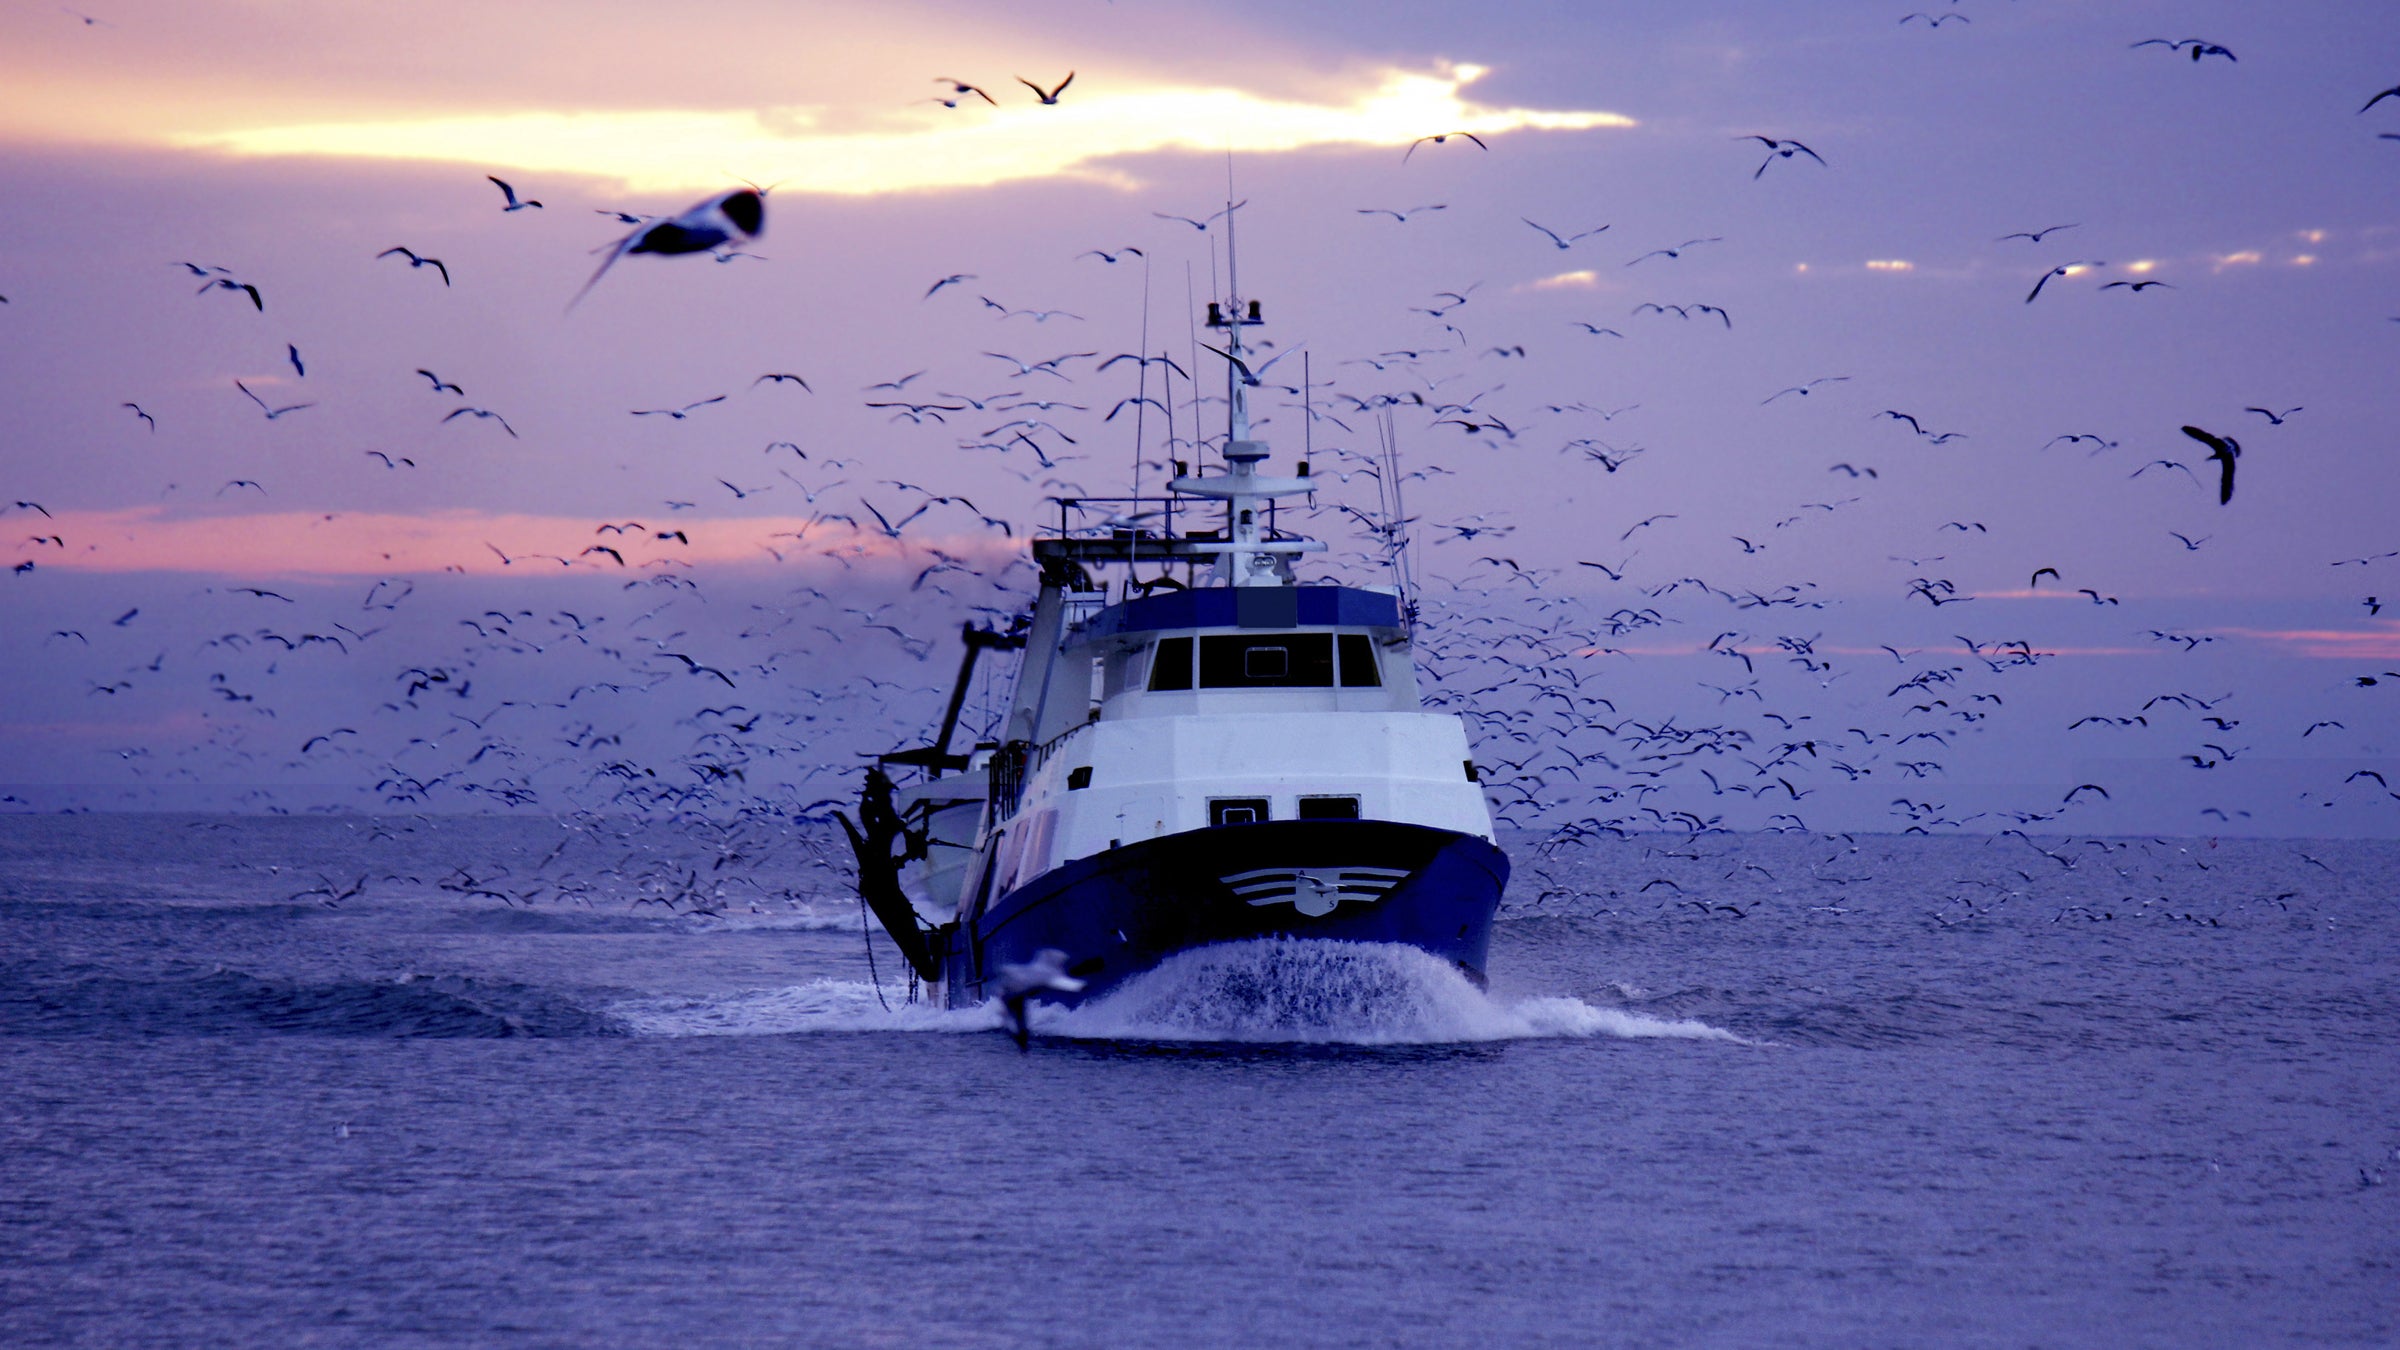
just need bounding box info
[2,0,2396,835]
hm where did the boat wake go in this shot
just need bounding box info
[1053,940,1745,1046]
[613,941,1747,1045]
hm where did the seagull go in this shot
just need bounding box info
[235,379,313,420]
[1357,205,1447,222]
[286,343,305,378]
[923,273,976,299]
[1627,238,1721,265]
[1999,224,2079,243]
[2100,279,2174,293]
[2362,86,2400,114]
[752,372,811,391]
[1151,201,1246,231]
[486,175,542,211]
[996,948,1085,1050]
[1404,131,1488,161]
[2244,405,2301,425]
[1762,376,1851,404]
[377,246,449,286]
[122,402,154,431]
[2026,260,2104,303]
[415,369,463,395]
[442,406,517,438]
[1739,135,1825,178]
[1076,247,1146,263]
[1017,71,1073,104]
[197,277,262,310]
[631,395,727,419]
[2181,425,2241,504]
[573,187,765,309]
[932,78,996,105]
[1522,218,1610,249]
[2131,37,2235,62]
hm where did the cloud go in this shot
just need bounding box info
[1524,269,1601,291]
[167,64,1634,196]
[16,507,1017,578]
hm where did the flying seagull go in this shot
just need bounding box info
[1404,131,1488,161]
[1017,72,1073,104]
[2181,425,2241,504]
[1739,135,1825,178]
[236,379,313,420]
[996,948,1085,1050]
[377,246,450,286]
[487,175,542,211]
[2026,260,2105,303]
[573,187,765,309]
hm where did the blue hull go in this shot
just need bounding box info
[943,819,1508,1007]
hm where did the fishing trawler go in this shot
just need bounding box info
[842,280,1508,1020]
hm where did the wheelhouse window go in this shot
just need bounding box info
[1298,795,1360,820]
[1337,634,1381,688]
[1209,798,1270,826]
[1199,633,1334,688]
[1147,636,1194,691]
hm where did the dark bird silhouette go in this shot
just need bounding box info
[1404,131,1487,161]
[122,402,154,431]
[2132,37,2235,62]
[1151,201,1245,231]
[932,78,996,106]
[923,274,975,299]
[574,187,765,308]
[1357,205,1446,222]
[376,246,449,286]
[632,395,727,420]
[1017,72,1074,104]
[1738,135,1825,178]
[487,176,542,211]
[753,372,811,391]
[2027,260,2104,303]
[1899,11,1968,25]
[2100,279,2173,293]
[235,379,312,420]
[285,343,305,377]
[1522,218,1609,249]
[443,406,517,438]
[1627,238,1721,265]
[2181,425,2241,504]
[416,369,463,394]
[197,277,262,310]
[1999,224,2078,243]
[2244,405,2300,424]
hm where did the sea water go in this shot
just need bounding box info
[1,815,2393,1347]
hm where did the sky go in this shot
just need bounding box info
[1,0,2396,836]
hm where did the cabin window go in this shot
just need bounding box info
[1147,636,1194,690]
[1337,634,1381,688]
[1209,797,1270,826]
[1298,795,1360,820]
[1198,632,1334,688]
[1067,766,1093,790]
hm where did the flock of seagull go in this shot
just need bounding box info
[3,18,2397,926]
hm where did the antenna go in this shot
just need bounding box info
[1129,255,1152,580]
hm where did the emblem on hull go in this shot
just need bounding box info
[1220,866,1411,917]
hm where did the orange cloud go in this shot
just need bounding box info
[12,507,1017,579]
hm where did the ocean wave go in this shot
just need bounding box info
[0,965,616,1038]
